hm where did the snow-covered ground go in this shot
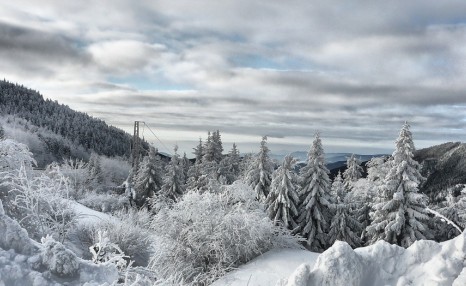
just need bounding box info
[281,232,466,286]
[212,249,319,286]
[70,200,113,225]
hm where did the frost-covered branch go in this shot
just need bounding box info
[426,207,463,234]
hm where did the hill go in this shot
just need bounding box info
[415,142,466,201]
[0,80,133,164]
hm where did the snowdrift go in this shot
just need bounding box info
[282,232,466,286]
[0,199,118,285]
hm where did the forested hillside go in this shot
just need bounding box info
[0,80,131,158]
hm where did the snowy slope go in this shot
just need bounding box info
[212,249,319,286]
[282,232,466,286]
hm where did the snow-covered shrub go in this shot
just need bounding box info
[78,191,129,213]
[0,138,36,172]
[89,230,128,270]
[41,235,80,277]
[72,208,152,267]
[3,164,77,242]
[150,182,302,285]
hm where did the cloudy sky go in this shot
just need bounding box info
[2,1,466,156]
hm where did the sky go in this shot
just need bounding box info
[1,1,466,156]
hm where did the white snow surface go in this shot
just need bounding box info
[0,199,119,286]
[212,248,319,286]
[282,232,466,286]
[70,199,113,225]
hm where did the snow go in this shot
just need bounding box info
[212,248,319,286]
[0,198,119,285]
[282,232,466,286]
[69,199,113,225]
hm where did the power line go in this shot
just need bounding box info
[141,122,173,156]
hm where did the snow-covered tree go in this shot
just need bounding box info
[161,146,185,202]
[245,136,274,202]
[180,152,191,184]
[0,139,36,172]
[203,131,214,163]
[218,143,241,184]
[211,130,224,163]
[0,124,4,140]
[331,171,345,202]
[343,154,363,191]
[297,133,333,251]
[133,147,164,206]
[366,122,430,247]
[193,138,204,165]
[87,152,103,189]
[328,202,362,248]
[266,155,300,230]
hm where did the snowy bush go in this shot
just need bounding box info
[89,230,128,270]
[3,164,77,242]
[41,235,80,277]
[150,182,302,285]
[72,208,152,267]
[78,191,129,213]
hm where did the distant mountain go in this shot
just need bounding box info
[0,80,140,165]
[271,151,385,164]
[415,142,466,201]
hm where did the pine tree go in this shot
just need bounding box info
[211,130,224,163]
[133,147,164,206]
[297,133,332,251]
[331,171,345,202]
[180,152,191,184]
[218,143,241,184]
[343,154,363,191]
[161,146,185,202]
[266,155,300,230]
[193,138,204,165]
[203,131,215,163]
[366,122,429,247]
[245,136,274,202]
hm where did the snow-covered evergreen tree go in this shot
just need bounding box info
[203,131,215,163]
[328,204,362,248]
[133,147,164,206]
[0,124,4,140]
[218,143,241,184]
[331,171,345,202]
[366,122,430,247]
[343,154,363,191]
[87,152,103,189]
[161,146,185,202]
[245,136,274,202]
[193,138,204,165]
[180,152,191,184]
[297,133,333,251]
[212,130,224,163]
[266,155,300,230]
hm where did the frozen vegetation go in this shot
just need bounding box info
[1,100,466,286]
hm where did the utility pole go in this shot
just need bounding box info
[132,121,141,170]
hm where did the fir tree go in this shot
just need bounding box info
[133,147,164,206]
[193,138,204,165]
[180,152,191,184]
[328,202,362,248]
[366,122,429,247]
[331,171,345,202]
[266,155,300,230]
[212,130,224,163]
[343,154,363,191]
[218,143,241,184]
[161,146,185,202]
[245,136,274,202]
[203,131,215,163]
[297,133,332,251]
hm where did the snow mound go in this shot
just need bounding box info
[283,233,466,286]
[212,248,319,286]
[0,199,119,285]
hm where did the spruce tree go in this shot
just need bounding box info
[203,131,215,163]
[297,133,332,251]
[343,154,363,191]
[212,130,224,163]
[245,136,274,202]
[133,147,164,206]
[218,143,241,184]
[366,122,429,247]
[328,173,362,248]
[180,152,191,184]
[161,146,185,202]
[193,138,204,165]
[266,155,300,230]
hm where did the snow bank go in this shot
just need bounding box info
[0,199,119,285]
[283,233,466,286]
[212,248,319,286]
